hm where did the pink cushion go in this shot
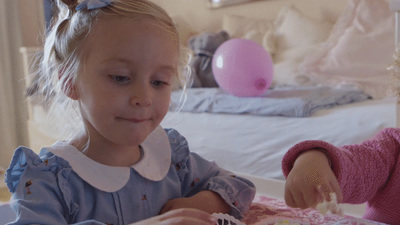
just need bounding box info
[299,0,394,99]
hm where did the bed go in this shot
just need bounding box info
[6,0,399,224]
[161,0,398,223]
[160,0,397,183]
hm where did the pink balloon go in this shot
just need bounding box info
[212,39,274,97]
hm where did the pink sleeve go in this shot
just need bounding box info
[282,128,400,204]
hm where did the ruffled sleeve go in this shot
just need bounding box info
[5,146,104,225]
[166,129,256,219]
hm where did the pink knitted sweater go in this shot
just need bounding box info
[282,128,400,224]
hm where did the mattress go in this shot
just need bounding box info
[161,97,396,180]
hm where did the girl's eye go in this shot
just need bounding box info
[111,75,130,84]
[151,80,168,87]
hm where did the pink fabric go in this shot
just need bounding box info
[299,0,394,99]
[241,195,357,224]
[282,128,400,224]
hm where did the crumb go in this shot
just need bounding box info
[316,192,344,216]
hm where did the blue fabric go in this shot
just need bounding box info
[170,87,371,117]
[5,129,255,224]
[76,0,111,11]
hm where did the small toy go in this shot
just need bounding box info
[187,31,230,87]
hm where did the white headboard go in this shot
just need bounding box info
[151,0,348,32]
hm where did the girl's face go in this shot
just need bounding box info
[73,17,178,152]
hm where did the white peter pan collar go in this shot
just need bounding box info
[44,126,171,192]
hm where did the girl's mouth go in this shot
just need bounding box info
[117,117,149,123]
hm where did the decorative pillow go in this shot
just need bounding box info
[272,46,321,86]
[299,0,394,99]
[271,5,334,86]
[273,5,333,57]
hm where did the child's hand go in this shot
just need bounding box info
[160,197,196,214]
[131,208,217,225]
[284,150,343,209]
[160,191,230,215]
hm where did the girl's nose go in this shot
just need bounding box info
[130,87,151,106]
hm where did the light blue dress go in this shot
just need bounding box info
[5,128,256,225]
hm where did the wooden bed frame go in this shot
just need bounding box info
[390,0,400,127]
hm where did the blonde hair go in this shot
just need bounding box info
[28,0,190,141]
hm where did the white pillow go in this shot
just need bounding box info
[274,5,332,53]
[299,0,394,99]
[273,5,333,62]
[271,5,333,86]
[222,14,275,53]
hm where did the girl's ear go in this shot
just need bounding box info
[59,69,79,100]
[64,81,79,100]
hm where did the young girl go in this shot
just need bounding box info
[5,0,256,224]
[282,127,400,224]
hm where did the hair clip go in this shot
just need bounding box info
[76,0,112,11]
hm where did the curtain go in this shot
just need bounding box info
[0,0,33,168]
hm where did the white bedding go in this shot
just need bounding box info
[161,97,396,180]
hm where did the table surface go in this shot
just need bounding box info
[240,195,386,225]
[240,173,367,218]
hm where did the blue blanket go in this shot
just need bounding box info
[170,87,370,117]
